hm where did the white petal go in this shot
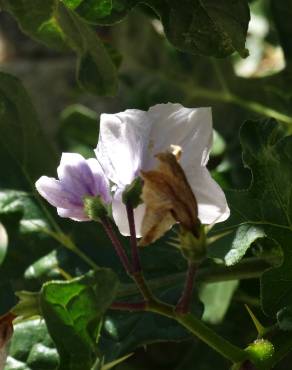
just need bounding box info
[57,207,89,221]
[95,110,152,187]
[186,167,230,224]
[144,103,212,170]
[35,176,80,208]
[112,188,145,237]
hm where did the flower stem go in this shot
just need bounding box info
[101,217,132,274]
[126,203,141,272]
[175,262,197,314]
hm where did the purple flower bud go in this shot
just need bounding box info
[35,153,111,221]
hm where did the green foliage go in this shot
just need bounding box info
[199,280,238,325]
[6,319,58,370]
[216,119,292,320]
[0,72,57,188]
[40,269,119,370]
[0,191,56,280]
[3,0,292,369]
[1,0,118,96]
[100,284,202,361]
[69,0,250,58]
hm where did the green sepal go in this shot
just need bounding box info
[11,291,41,319]
[122,177,143,208]
[83,195,108,222]
[178,224,206,264]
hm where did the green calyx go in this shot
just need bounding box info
[179,224,206,264]
[122,177,143,208]
[83,195,109,222]
[12,291,41,320]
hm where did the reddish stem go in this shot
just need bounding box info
[175,262,197,314]
[101,217,133,274]
[126,203,141,272]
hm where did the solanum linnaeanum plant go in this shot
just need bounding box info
[3,1,292,368]
[29,103,257,368]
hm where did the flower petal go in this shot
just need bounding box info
[35,176,79,208]
[95,110,151,187]
[144,103,212,170]
[57,153,96,198]
[186,167,230,224]
[57,207,89,221]
[112,188,145,236]
[86,158,111,203]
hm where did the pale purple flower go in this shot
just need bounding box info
[35,153,111,221]
[95,103,230,236]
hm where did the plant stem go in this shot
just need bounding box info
[175,312,247,363]
[101,217,132,274]
[126,203,141,272]
[132,272,156,302]
[144,299,247,363]
[175,262,197,314]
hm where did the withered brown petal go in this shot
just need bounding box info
[139,151,199,246]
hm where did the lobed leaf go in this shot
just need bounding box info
[40,269,119,370]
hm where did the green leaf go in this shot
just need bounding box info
[215,119,292,317]
[73,0,250,58]
[100,284,202,361]
[224,225,266,266]
[199,280,238,325]
[0,72,57,188]
[151,0,250,58]
[0,191,57,280]
[68,0,113,19]
[58,104,98,157]
[0,222,8,265]
[277,306,292,331]
[271,0,292,63]
[40,269,119,370]
[24,251,61,284]
[1,1,118,95]
[7,319,58,370]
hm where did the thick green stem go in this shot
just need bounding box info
[145,300,247,363]
[176,313,247,363]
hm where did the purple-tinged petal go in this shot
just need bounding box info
[35,176,80,208]
[57,207,89,221]
[57,153,96,197]
[112,188,145,236]
[95,110,151,187]
[86,158,111,203]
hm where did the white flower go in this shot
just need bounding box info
[95,103,230,236]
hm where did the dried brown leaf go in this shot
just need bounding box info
[139,151,200,246]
